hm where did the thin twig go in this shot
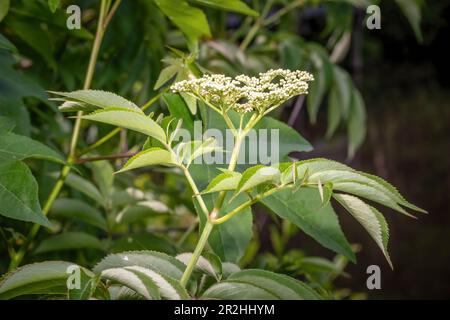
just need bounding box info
[103,0,122,28]
[75,151,137,164]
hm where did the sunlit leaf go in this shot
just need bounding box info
[82,108,166,144]
[117,147,176,173]
[52,90,141,112]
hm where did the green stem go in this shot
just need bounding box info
[178,111,264,287]
[8,0,113,271]
[212,186,284,225]
[178,130,245,286]
[222,112,237,136]
[182,166,209,219]
[180,221,214,287]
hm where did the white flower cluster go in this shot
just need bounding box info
[171,69,314,113]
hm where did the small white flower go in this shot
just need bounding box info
[171,69,313,113]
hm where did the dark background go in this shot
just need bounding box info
[280,2,450,299]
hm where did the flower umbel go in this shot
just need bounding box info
[171,69,314,113]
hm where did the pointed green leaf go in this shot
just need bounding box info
[57,100,92,112]
[228,269,322,300]
[203,171,241,194]
[235,165,281,195]
[296,158,352,177]
[93,251,186,281]
[331,181,412,217]
[101,266,189,300]
[52,90,141,112]
[163,93,195,131]
[326,85,342,138]
[180,93,197,115]
[202,281,279,300]
[175,138,223,167]
[307,169,420,217]
[48,0,60,12]
[395,0,423,42]
[347,87,366,158]
[358,172,427,213]
[117,147,176,173]
[307,69,327,124]
[68,267,97,300]
[0,33,16,52]
[332,66,352,119]
[88,160,115,200]
[0,131,64,165]
[101,267,159,300]
[262,188,355,262]
[0,261,88,299]
[334,194,392,268]
[0,0,10,22]
[320,182,333,207]
[280,163,297,185]
[154,65,179,90]
[82,108,166,144]
[0,162,51,227]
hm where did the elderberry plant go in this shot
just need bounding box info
[0,70,425,300]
